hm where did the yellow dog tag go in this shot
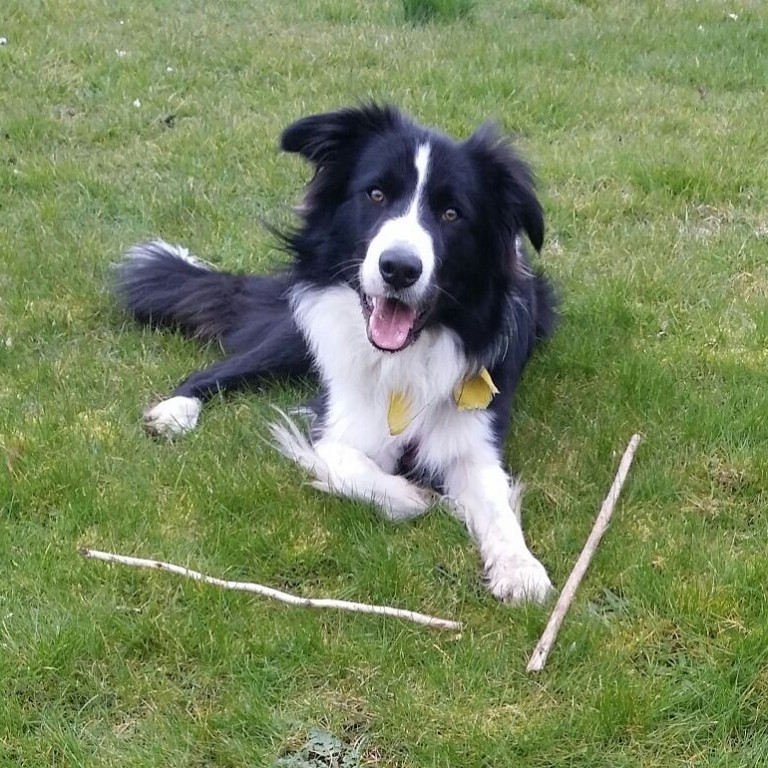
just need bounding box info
[453,367,499,410]
[387,390,412,436]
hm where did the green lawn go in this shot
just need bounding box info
[2,0,767,764]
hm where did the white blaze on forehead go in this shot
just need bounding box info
[360,142,435,302]
[412,143,430,211]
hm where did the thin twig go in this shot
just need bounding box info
[79,548,463,631]
[527,433,643,672]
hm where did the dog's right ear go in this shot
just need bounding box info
[280,104,402,167]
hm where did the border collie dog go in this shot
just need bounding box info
[117,104,556,603]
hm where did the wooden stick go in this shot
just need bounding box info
[527,433,642,672]
[79,548,463,631]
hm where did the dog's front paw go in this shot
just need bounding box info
[486,556,553,605]
[144,396,202,438]
[310,476,433,521]
[379,481,435,521]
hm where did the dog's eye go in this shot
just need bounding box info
[368,188,386,204]
[442,207,459,223]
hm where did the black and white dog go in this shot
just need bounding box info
[117,104,556,603]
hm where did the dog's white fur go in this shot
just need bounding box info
[145,395,202,438]
[127,240,211,270]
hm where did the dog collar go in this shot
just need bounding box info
[387,367,499,436]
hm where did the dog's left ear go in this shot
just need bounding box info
[466,124,544,252]
[281,104,403,167]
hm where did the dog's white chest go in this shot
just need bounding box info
[291,284,474,468]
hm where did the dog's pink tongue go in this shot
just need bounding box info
[369,297,417,351]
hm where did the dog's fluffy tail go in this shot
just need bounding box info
[115,240,296,354]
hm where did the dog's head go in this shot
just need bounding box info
[281,104,544,353]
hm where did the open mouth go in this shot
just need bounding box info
[361,294,426,352]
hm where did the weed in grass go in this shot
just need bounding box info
[276,727,367,767]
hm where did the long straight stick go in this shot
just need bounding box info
[527,433,642,672]
[80,548,462,631]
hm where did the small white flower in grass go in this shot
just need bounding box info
[727,12,739,21]
[132,98,141,108]
[166,66,174,72]
[116,49,128,57]
[0,37,7,46]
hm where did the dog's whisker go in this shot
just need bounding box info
[433,284,460,304]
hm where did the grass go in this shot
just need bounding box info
[1,0,767,764]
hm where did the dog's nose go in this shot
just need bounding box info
[379,249,422,290]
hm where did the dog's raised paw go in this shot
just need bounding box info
[144,396,202,438]
[486,556,553,605]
